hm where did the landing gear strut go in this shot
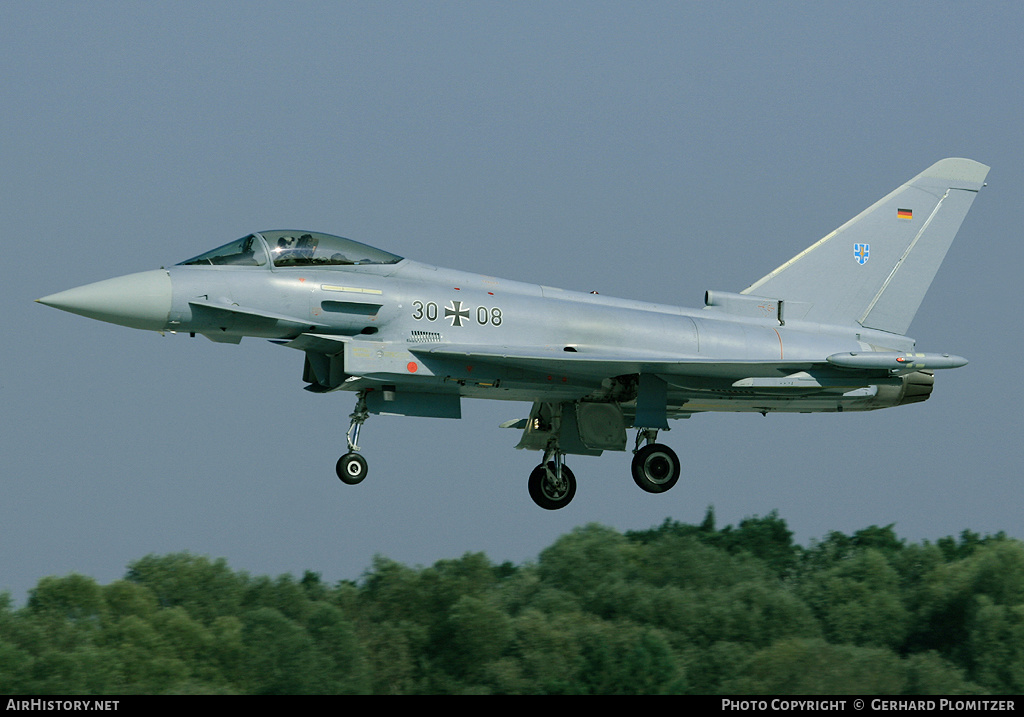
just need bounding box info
[630,428,680,493]
[336,392,369,485]
[528,443,576,510]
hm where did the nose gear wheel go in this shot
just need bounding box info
[337,452,368,484]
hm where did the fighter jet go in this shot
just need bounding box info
[37,158,988,509]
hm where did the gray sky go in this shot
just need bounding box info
[3,2,1022,603]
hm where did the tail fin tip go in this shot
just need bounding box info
[920,157,989,189]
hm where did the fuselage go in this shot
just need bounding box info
[38,228,929,418]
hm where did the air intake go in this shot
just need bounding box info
[898,370,935,406]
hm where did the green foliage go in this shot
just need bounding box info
[626,507,799,578]
[3,514,1021,694]
[28,574,105,624]
[798,549,909,649]
[723,638,906,694]
[125,553,247,625]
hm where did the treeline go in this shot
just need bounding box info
[2,510,1022,694]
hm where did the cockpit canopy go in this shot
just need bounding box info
[178,231,403,268]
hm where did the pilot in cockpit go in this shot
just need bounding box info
[273,235,297,263]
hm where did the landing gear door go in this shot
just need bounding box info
[514,401,620,456]
[575,402,627,451]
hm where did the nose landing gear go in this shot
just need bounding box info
[336,392,369,485]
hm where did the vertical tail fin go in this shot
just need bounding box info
[742,158,989,335]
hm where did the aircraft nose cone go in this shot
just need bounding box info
[37,269,173,331]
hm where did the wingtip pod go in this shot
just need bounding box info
[826,352,968,372]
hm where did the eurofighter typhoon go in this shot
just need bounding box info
[38,158,989,509]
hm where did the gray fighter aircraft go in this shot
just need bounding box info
[38,158,988,509]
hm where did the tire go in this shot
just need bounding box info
[528,462,577,510]
[631,443,680,493]
[336,452,368,485]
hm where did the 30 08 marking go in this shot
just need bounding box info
[413,300,502,327]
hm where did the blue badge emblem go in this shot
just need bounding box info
[854,243,870,265]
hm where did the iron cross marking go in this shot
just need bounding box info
[445,300,470,327]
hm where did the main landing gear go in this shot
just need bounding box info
[525,429,680,510]
[336,392,369,485]
[631,428,680,493]
[528,445,577,511]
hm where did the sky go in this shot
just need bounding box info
[2,2,1022,604]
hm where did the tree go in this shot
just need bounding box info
[723,639,906,694]
[125,553,247,625]
[799,549,909,649]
